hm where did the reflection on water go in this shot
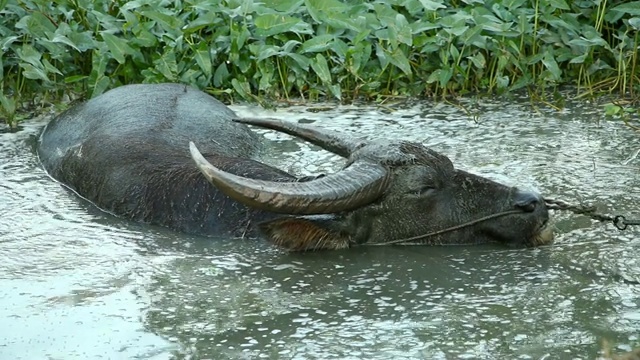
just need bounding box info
[1,96,638,359]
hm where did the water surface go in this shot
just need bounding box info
[1,95,638,359]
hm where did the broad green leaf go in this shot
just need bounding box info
[547,0,570,10]
[213,63,229,87]
[154,50,178,81]
[310,53,332,84]
[554,47,574,63]
[67,31,97,52]
[349,42,371,75]
[374,5,412,46]
[304,0,361,31]
[236,53,252,74]
[541,52,561,80]
[426,69,442,84]
[481,18,515,35]
[443,25,469,36]
[282,40,302,53]
[505,39,521,55]
[16,44,42,67]
[326,17,362,33]
[231,78,251,100]
[612,2,640,16]
[374,3,400,25]
[91,48,108,77]
[459,25,486,48]
[511,74,532,91]
[140,10,184,31]
[257,63,274,91]
[468,52,486,68]
[497,53,509,71]
[569,53,587,64]
[328,84,341,100]
[628,17,640,30]
[232,25,251,52]
[353,30,371,44]
[254,14,310,36]
[286,53,311,70]
[49,23,80,51]
[65,75,88,83]
[503,0,527,10]
[527,53,544,65]
[375,28,392,42]
[257,0,304,13]
[1,36,19,51]
[449,43,460,61]
[541,15,576,36]
[438,66,452,87]
[20,63,48,81]
[305,0,350,20]
[121,0,145,11]
[194,43,212,77]
[419,0,446,11]
[375,43,390,70]
[387,47,412,76]
[440,12,473,28]
[90,10,121,32]
[604,103,622,116]
[410,20,440,34]
[101,32,135,64]
[392,14,412,46]
[0,94,16,116]
[131,26,157,48]
[50,33,80,52]
[36,40,67,62]
[567,35,607,48]
[301,34,335,53]
[183,11,223,33]
[587,59,614,75]
[181,69,204,87]
[403,0,425,15]
[252,44,281,61]
[91,76,110,97]
[330,39,349,59]
[496,75,509,89]
[15,12,56,37]
[42,58,62,76]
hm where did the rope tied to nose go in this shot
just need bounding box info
[369,209,523,246]
[369,198,637,246]
[544,198,640,230]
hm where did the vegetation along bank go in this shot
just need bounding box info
[2,0,640,127]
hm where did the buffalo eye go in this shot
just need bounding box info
[407,185,437,197]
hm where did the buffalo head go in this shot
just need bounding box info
[189,118,553,251]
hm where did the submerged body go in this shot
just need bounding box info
[38,83,553,251]
[38,84,287,235]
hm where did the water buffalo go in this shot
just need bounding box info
[37,83,553,251]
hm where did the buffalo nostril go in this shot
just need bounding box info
[514,191,541,212]
[518,202,537,212]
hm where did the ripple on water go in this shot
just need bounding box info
[1,95,639,359]
[0,120,179,358]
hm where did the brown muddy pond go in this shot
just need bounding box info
[1,95,638,359]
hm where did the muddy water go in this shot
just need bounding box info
[1,96,638,359]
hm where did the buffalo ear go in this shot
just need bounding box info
[258,215,351,252]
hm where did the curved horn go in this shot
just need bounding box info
[233,117,363,158]
[189,142,390,214]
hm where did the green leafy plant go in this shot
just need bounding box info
[2,0,640,127]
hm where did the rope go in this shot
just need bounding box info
[544,198,639,230]
[369,210,522,246]
[369,198,637,247]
